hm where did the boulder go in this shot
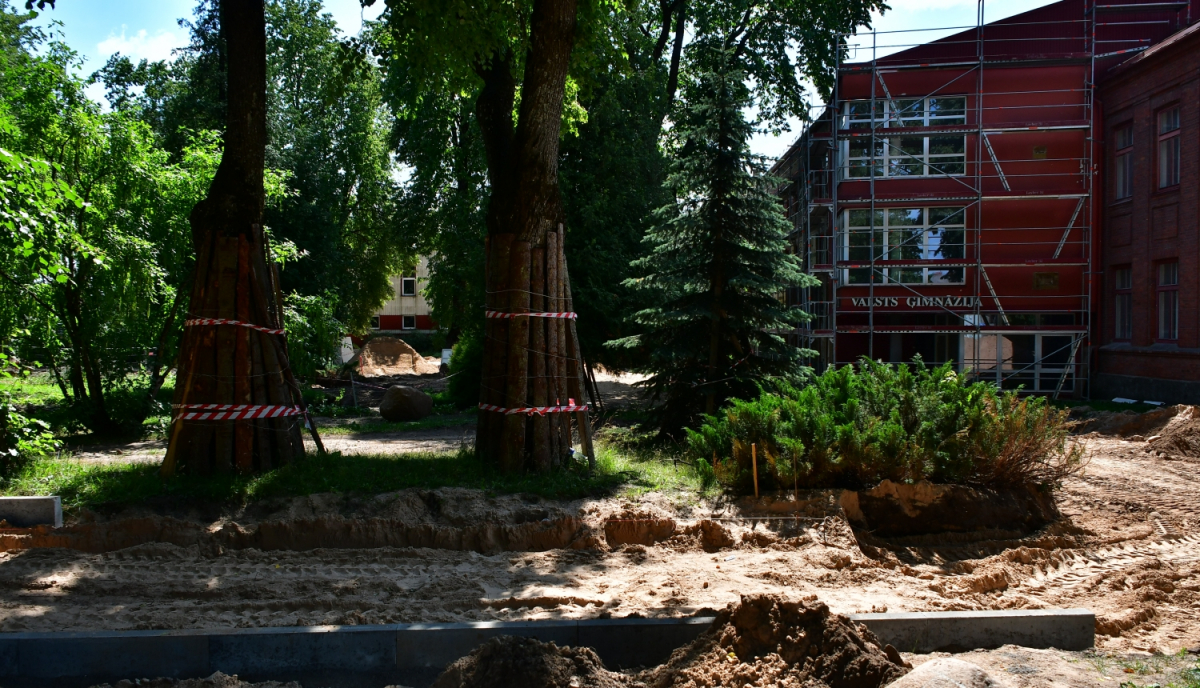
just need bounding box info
[886,658,1009,688]
[379,385,434,421]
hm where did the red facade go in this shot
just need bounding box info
[776,0,1199,397]
[1095,23,1200,401]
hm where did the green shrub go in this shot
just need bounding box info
[0,398,61,478]
[447,331,484,410]
[284,292,344,381]
[686,357,1083,492]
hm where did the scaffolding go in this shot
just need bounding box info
[778,0,1195,396]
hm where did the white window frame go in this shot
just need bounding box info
[841,97,967,179]
[401,277,417,297]
[842,207,967,285]
[401,315,417,330]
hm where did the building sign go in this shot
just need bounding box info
[847,296,982,309]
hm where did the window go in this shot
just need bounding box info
[842,97,967,178]
[1114,125,1133,200]
[843,207,966,284]
[1157,261,1178,341]
[370,316,380,330]
[401,277,417,296]
[1158,107,1180,189]
[401,315,416,330]
[1114,267,1132,340]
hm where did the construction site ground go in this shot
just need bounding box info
[7,379,1200,686]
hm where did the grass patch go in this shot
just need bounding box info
[2,435,707,513]
[0,373,66,407]
[316,412,476,436]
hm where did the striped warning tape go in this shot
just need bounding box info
[173,404,302,420]
[484,311,577,320]
[478,399,588,416]
[185,318,285,335]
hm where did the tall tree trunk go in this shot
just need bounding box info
[474,0,591,472]
[162,0,303,476]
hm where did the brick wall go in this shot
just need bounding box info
[1098,24,1200,384]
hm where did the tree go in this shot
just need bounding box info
[0,3,222,434]
[372,0,596,472]
[162,0,305,475]
[612,52,816,431]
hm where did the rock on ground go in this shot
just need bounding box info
[885,658,1009,687]
[379,385,434,421]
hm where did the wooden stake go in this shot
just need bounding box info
[752,443,759,498]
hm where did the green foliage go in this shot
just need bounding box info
[686,358,1085,493]
[283,292,344,381]
[447,330,484,410]
[611,53,814,431]
[264,0,408,332]
[0,397,59,477]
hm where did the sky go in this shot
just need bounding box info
[28,0,1056,159]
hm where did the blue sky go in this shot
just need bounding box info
[28,0,1055,158]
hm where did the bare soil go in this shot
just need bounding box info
[16,395,1200,685]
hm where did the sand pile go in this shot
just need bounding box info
[433,635,627,688]
[91,672,299,688]
[1144,405,1200,457]
[432,596,908,688]
[349,336,441,377]
[641,595,908,688]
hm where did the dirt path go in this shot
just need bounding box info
[11,406,1200,663]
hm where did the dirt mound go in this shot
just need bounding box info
[91,672,299,688]
[433,635,627,688]
[349,336,441,377]
[840,480,1058,538]
[639,594,908,688]
[1144,406,1200,457]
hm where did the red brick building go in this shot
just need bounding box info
[1095,23,1200,402]
[774,0,1199,400]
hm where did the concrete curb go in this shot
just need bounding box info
[0,609,1093,686]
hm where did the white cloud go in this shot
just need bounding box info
[97,27,182,63]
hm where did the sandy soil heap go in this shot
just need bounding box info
[641,594,908,688]
[433,635,627,688]
[432,595,908,688]
[350,336,441,377]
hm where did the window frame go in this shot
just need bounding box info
[1113,124,1133,201]
[401,315,417,330]
[841,97,968,179]
[1113,266,1132,341]
[369,316,381,330]
[1156,261,1179,342]
[1156,105,1181,190]
[401,277,418,297]
[842,207,967,285]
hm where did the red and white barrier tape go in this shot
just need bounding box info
[485,311,577,320]
[173,404,302,420]
[478,399,588,416]
[185,318,285,335]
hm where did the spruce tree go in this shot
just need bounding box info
[612,53,816,431]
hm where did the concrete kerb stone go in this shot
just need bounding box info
[0,609,1094,681]
[0,496,61,528]
[849,608,1096,653]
